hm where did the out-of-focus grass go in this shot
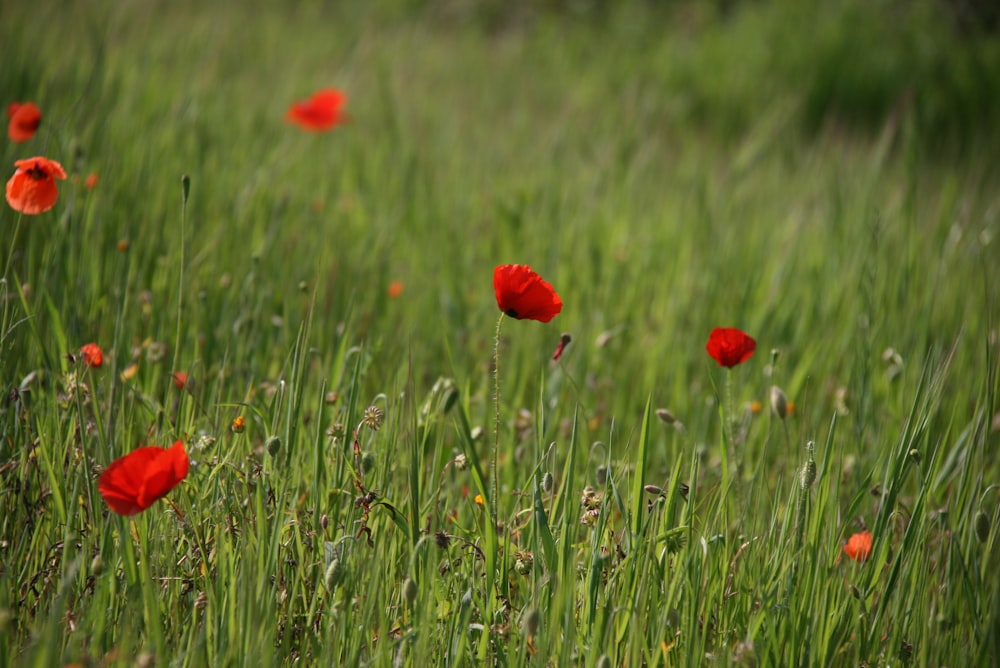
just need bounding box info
[1,0,998,665]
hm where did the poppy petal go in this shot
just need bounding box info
[98,442,189,515]
[493,264,562,323]
[705,327,756,368]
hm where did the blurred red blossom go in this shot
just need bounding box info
[7,102,41,142]
[286,89,348,132]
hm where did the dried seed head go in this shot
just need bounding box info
[363,405,384,431]
[770,385,788,420]
[454,453,468,471]
[194,433,217,451]
[514,550,534,575]
[434,530,451,550]
[974,511,991,543]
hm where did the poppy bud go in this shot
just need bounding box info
[542,471,554,494]
[644,484,663,496]
[90,554,105,576]
[403,577,418,606]
[266,436,281,457]
[974,511,991,543]
[596,465,608,486]
[596,656,612,668]
[361,451,377,474]
[181,174,190,204]
[321,514,329,530]
[523,608,541,638]
[655,408,677,424]
[770,386,788,420]
[324,558,342,590]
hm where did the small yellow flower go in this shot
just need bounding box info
[474,494,485,507]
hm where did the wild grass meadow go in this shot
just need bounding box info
[2,0,999,665]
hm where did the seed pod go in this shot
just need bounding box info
[542,471,554,494]
[770,385,788,420]
[655,408,677,424]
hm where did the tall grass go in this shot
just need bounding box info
[2,0,998,665]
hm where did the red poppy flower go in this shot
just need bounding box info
[5,157,67,215]
[80,342,104,368]
[705,327,756,368]
[172,371,189,390]
[285,89,348,132]
[493,264,562,323]
[842,530,873,563]
[84,172,98,190]
[98,440,189,515]
[7,102,42,142]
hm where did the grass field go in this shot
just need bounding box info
[2,0,999,665]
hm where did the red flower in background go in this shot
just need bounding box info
[80,343,104,368]
[7,102,42,142]
[842,530,873,563]
[286,89,348,132]
[172,371,189,390]
[493,264,562,323]
[706,327,756,368]
[5,157,67,214]
[98,441,189,515]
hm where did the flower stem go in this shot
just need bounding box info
[724,369,735,464]
[492,313,505,525]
